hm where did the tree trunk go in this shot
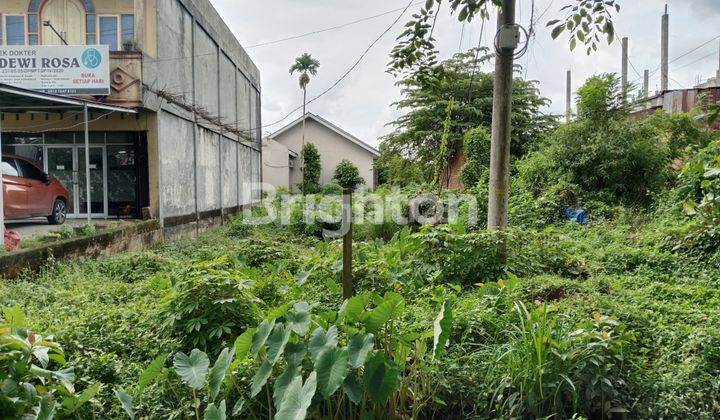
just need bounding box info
[301,87,307,193]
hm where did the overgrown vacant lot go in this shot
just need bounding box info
[1,208,719,418]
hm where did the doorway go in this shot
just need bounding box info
[41,0,85,45]
[46,145,107,218]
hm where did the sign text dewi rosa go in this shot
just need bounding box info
[0,45,110,95]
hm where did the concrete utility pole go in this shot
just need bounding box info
[621,37,629,98]
[643,69,650,97]
[487,0,517,230]
[716,40,720,87]
[566,70,572,122]
[661,5,669,91]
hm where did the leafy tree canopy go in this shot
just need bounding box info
[379,51,555,183]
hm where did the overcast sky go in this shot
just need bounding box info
[210,0,720,147]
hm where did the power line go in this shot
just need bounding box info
[246,2,423,49]
[245,0,416,135]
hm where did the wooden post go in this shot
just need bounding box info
[661,5,669,91]
[487,0,517,231]
[566,70,572,123]
[342,188,353,299]
[621,37,629,99]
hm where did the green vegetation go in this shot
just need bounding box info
[1,73,719,418]
[300,142,321,194]
[333,159,364,190]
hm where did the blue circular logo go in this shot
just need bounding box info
[81,48,102,69]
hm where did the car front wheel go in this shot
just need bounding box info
[47,199,67,225]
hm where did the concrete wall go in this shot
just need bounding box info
[158,111,196,218]
[273,118,377,190]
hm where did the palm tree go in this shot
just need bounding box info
[289,53,320,182]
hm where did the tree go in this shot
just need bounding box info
[301,142,321,194]
[290,53,321,179]
[381,51,554,182]
[387,0,620,231]
[333,160,365,190]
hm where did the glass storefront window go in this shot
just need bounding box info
[107,144,137,217]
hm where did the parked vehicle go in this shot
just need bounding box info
[1,154,72,225]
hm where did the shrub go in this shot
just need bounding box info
[460,127,491,188]
[301,142,321,194]
[333,159,365,189]
[161,256,260,353]
[321,182,343,195]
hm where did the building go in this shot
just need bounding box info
[0,0,262,236]
[263,113,379,191]
[631,84,720,131]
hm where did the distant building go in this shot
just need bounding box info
[631,82,720,131]
[263,113,379,191]
[0,0,261,236]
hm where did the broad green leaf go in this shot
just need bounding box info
[363,293,405,334]
[114,388,135,419]
[343,373,362,405]
[251,319,275,357]
[294,271,310,286]
[315,347,349,398]
[340,294,369,323]
[63,382,101,414]
[432,299,453,359]
[267,323,292,365]
[234,328,256,360]
[308,326,338,362]
[173,349,210,390]
[551,25,565,39]
[208,347,235,401]
[275,372,317,420]
[363,352,400,404]
[286,302,311,335]
[284,342,307,367]
[273,365,300,409]
[37,395,55,420]
[138,353,167,392]
[32,346,50,368]
[204,400,226,420]
[250,359,273,397]
[2,305,26,329]
[231,399,245,416]
[348,333,374,368]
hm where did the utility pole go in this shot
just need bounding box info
[661,5,669,91]
[716,40,720,87]
[487,0,517,230]
[566,70,572,122]
[621,37,629,98]
[341,188,353,299]
[643,69,650,98]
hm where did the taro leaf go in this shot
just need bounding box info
[137,353,167,392]
[62,382,101,414]
[307,326,338,362]
[275,372,317,420]
[340,293,369,323]
[173,349,210,390]
[363,352,401,405]
[432,299,453,359]
[315,347,349,398]
[251,319,276,357]
[37,395,55,420]
[343,373,362,405]
[363,293,405,334]
[208,347,235,401]
[204,400,226,420]
[284,342,307,367]
[267,324,292,366]
[231,399,245,416]
[250,359,273,397]
[348,333,374,368]
[294,271,310,286]
[273,365,300,410]
[286,302,311,335]
[32,346,50,368]
[234,328,256,360]
[31,365,76,393]
[114,388,135,419]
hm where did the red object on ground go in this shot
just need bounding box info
[3,226,21,252]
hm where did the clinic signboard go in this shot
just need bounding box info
[0,45,110,95]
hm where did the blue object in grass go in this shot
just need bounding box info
[563,208,590,225]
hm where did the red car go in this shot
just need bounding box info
[2,154,72,225]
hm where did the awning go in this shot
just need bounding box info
[0,83,137,248]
